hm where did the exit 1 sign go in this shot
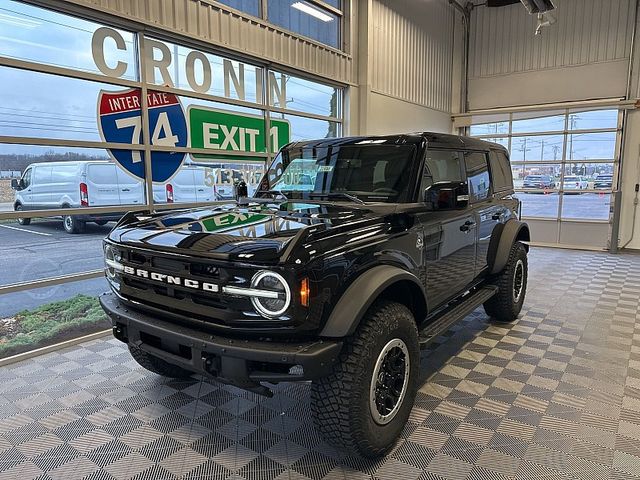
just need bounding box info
[188,106,290,161]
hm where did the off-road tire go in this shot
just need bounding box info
[310,300,419,457]
[128,345,193,379]
[63,214,85,234]
[15,205,30,226]
[484,241,528,322]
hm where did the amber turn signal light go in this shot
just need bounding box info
[300,277,310,307]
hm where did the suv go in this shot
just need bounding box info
[522,174,556,190]
[100,133,529,457]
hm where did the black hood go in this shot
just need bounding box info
[109,201,396,263]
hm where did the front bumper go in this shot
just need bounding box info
[99,292,342,387]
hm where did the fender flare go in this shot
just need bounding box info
[319,265,426,338]
[489,219,530,275]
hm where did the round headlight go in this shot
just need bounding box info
[104,244,121,279]
[250,271,291,318]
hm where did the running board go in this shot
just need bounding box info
[418,285,498,349]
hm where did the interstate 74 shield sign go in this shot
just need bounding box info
[98,89,187,183]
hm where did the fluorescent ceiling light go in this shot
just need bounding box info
[291,2,333,22]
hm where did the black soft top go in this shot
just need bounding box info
[287,132,508,153]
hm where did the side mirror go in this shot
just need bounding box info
[425,182,469,210]
[11,179,19,190]
[234,180,248,204]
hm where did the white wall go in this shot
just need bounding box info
[469,0,635,109]
[367,92,453,135]
[352,0,462,135]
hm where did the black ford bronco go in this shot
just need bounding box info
[100,132,529,457]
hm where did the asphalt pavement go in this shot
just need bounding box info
[0,219,112,317]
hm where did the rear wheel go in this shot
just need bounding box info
[15,205,30,226]
[484,241,528,322]
[128,345,193,378]
[63,214,85,234]
[311,300,419,457]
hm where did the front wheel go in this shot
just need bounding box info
[63,214,85,234]
[311,300,419,457]
[484,241,528,322]
[15,205,30,226]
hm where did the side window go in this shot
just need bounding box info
[422,149,464,191]
[465,152,491,202]
[488,150,514,192]
[22,168,32,188]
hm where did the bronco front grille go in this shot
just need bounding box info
[116,247,253,324]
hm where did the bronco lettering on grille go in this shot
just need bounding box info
[122,265,219,292]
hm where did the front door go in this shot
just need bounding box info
[419,149,477,309]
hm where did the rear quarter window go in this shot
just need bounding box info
[489,150,514,192]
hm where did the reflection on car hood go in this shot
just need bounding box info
[110,201,396,263]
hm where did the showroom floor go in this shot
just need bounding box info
[1,247,640,480]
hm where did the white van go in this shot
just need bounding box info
[11,162,225,233]
[12,161,145,233]
[152,166,217,204]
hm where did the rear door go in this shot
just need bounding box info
[115,167,143,206]
[464,151,501,276]
[193,167,213,202]
[86,164,119,206]
[419,149,477,308]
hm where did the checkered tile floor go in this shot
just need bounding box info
[2,247,640,479]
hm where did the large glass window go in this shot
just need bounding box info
[471,108,619,225]
[0,0,344,358]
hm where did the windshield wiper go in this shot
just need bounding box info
[255,190,289,201]
[307,192,365,204]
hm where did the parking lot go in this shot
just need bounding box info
[516,192,611,219]
[0,219,110,316]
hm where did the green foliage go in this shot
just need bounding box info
[0,295,109,357]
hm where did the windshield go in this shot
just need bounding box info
[260,144,417,203]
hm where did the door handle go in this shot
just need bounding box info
[121,188,130,192]
[460,220,476,232]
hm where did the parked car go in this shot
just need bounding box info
[594,173,613,190]
[562,175,588,193]
[100,132,530,457]
[522,174,556,191]
[11,161,144,233]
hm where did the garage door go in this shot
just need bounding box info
[469,108,621,250]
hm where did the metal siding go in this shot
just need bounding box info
[470,0,635,79]
[58,0,354,84]
[370,0,454,113]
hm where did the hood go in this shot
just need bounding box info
[110,201,393,263]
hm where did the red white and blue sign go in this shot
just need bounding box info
[97,89,188,183]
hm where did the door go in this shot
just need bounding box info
[31,166,52,208]
[17,167,33,206]
[87,164,120,206]
[464,151,502,275]
[419,149,477,308]
[115,167,143,205]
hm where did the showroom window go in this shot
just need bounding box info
[0,0,344,359]
[470,108,621,248]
